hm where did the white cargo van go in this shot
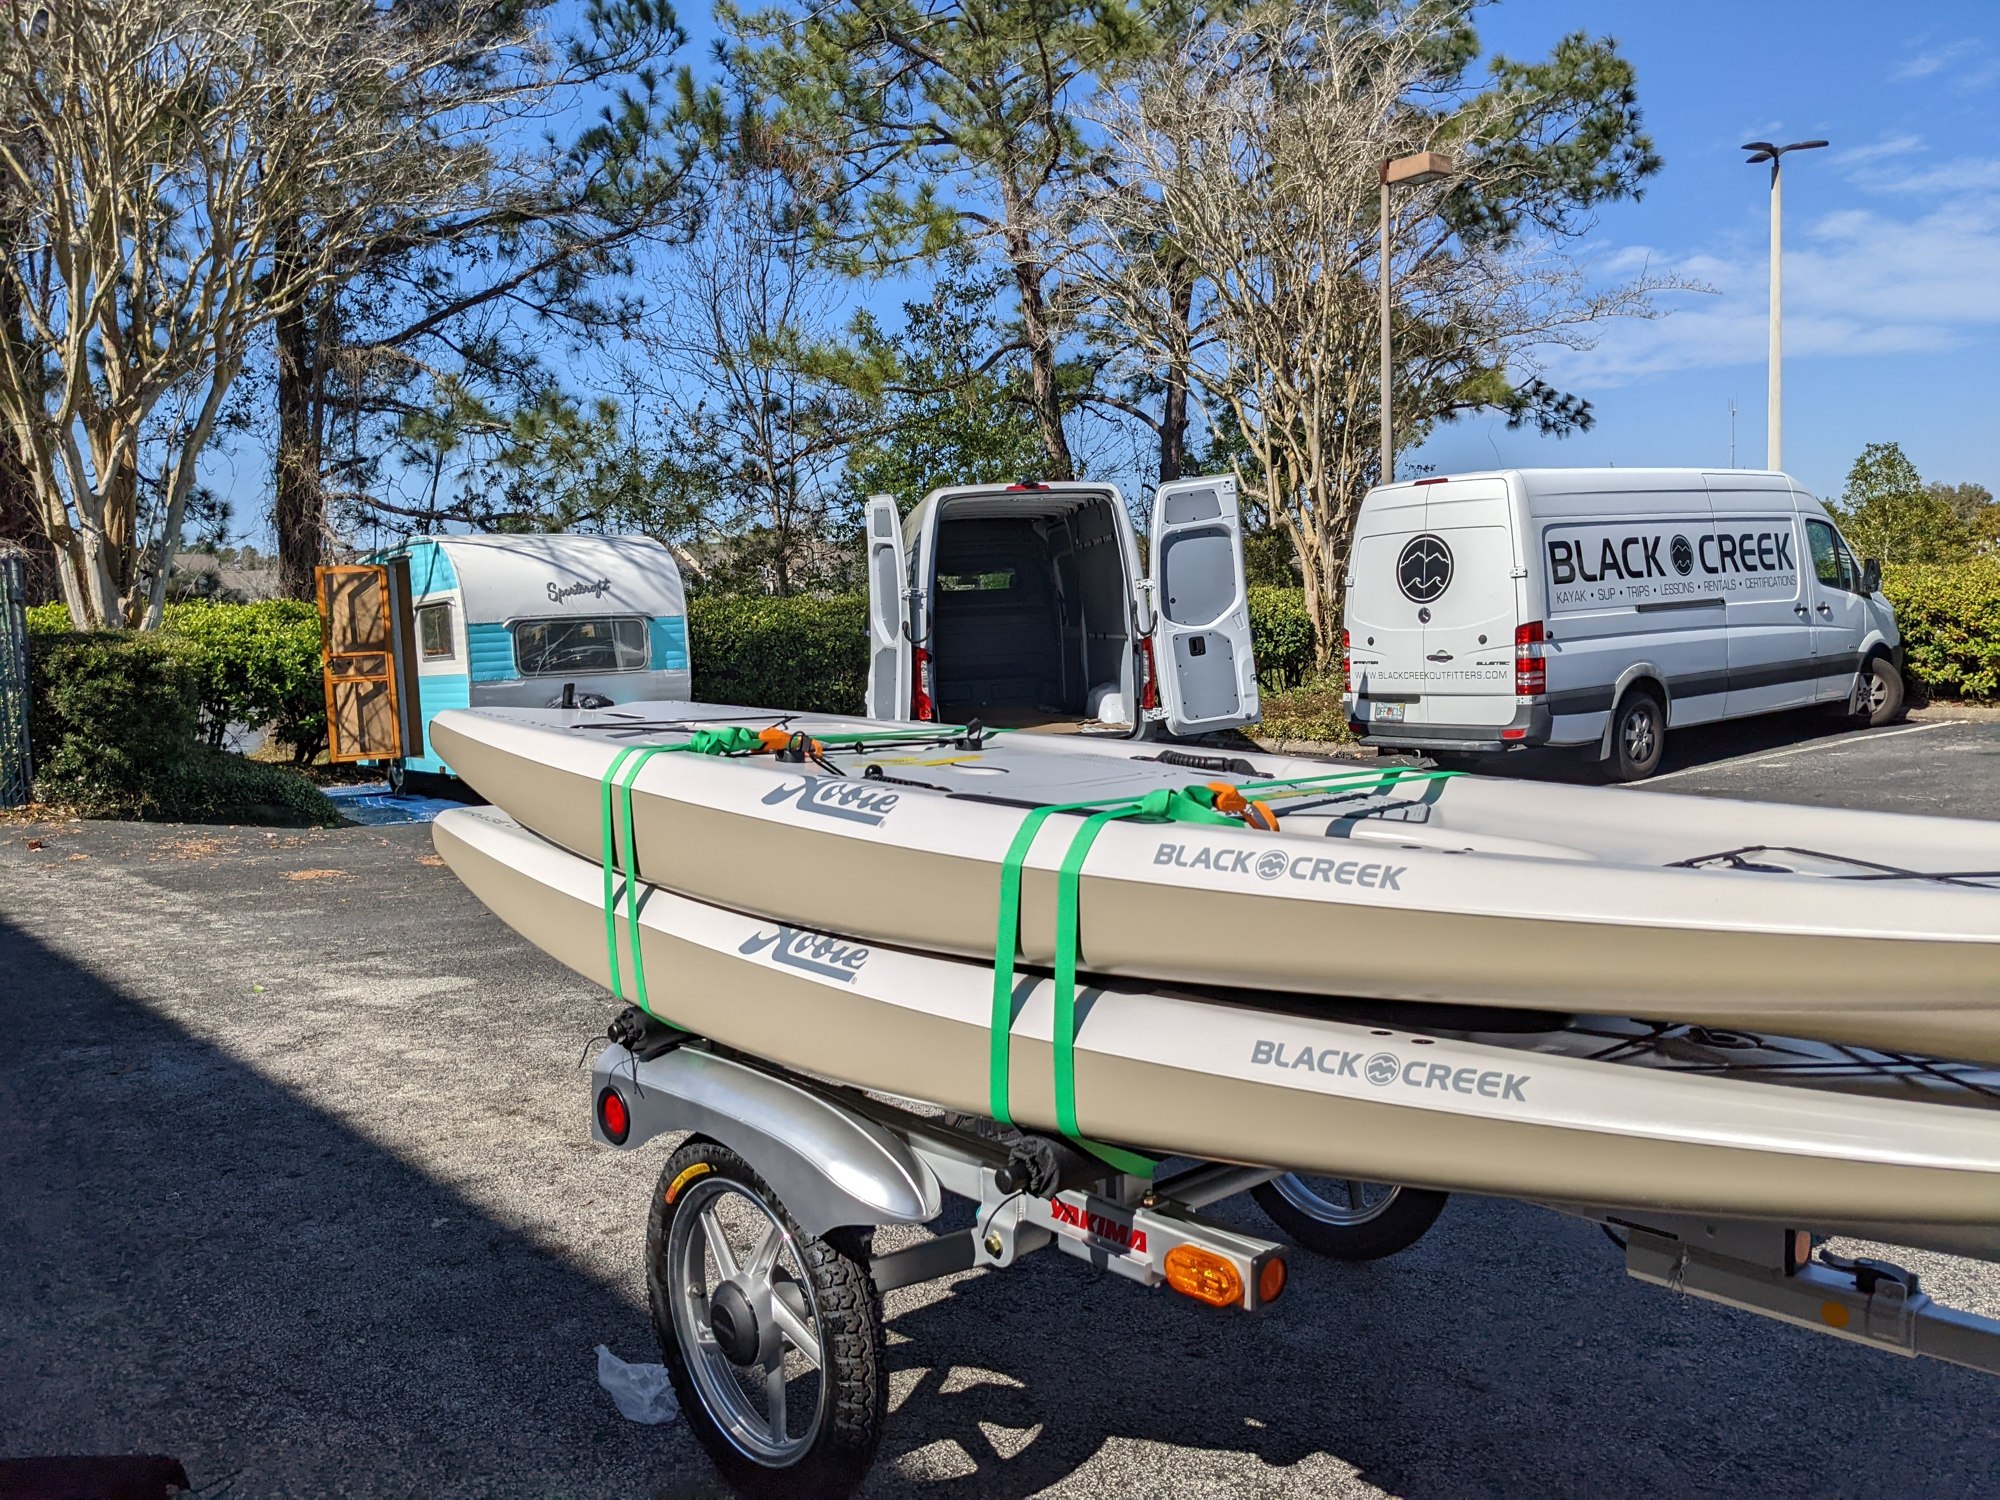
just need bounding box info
[1342,468,1904,779]
[864,478,1260,737]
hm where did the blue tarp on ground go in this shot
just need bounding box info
[322,782,465,827]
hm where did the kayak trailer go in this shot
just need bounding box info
[589,1009,2000,1499]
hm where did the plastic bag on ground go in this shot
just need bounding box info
[596,1343,680,1425]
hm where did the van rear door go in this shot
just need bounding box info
[1347,479,1517,730]
[864,493,910,719]
[1147,475,1259,735]
[1415,479,1520,727]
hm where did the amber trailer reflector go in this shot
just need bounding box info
[1164,1246,1244,1308]
[1257,1257,1287,1307]
[597,1087,631,1145]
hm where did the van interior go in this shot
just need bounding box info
[928,492,1135,730]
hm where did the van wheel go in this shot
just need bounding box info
[1855,656,1906,728]
[1607,689,1665,782]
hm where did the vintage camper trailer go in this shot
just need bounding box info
[371,534,689,785]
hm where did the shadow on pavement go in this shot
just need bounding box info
[0,914,715,1499]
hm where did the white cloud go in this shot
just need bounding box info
[1539,174,2000,388]
[1891,36,2000,91]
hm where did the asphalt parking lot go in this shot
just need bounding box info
[3,716,1999,1498]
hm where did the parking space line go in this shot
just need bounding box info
[1646,720,1962,784]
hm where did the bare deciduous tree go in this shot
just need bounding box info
[1076,0,1676,661]
[0,0,565,626]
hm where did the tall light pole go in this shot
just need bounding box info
[1742,138,1827,471]
[1379,151,1453,484]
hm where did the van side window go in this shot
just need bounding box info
[513,616,649,675]
[1804,519,1856,592]
[417,602,454,660]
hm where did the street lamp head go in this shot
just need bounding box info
[1382,151,1454,187]
[1743,139,1829,164]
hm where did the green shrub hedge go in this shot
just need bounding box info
[1882,560,2000,701]
[26,629,334,822]
[28,599,328,759]
[688,593,871,714]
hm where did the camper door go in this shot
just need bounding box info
[864,494,911,720]
[1147,475,1259,736]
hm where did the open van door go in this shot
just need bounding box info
[864,494,911,720]
[1147,475,1259,736]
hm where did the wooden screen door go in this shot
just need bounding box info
[317,564,403,762]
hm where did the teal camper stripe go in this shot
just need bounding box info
[649,616,689,672]
[466,622,516,682]
[405,674,469,774]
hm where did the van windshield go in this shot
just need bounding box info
[513,616,648,675]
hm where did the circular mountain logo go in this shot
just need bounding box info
[1396,535,1453,603]
[1365,1052,1401,1087]
[1670,534,1695,576]
[1255,850,1289,882]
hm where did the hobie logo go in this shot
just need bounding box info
[761,777,900,825]
[738,926,871,982]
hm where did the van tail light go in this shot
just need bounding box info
[1139,636,1160,713]
[1341,629,1352,694]
[911,645,935,721]
[1514,620,1546,698]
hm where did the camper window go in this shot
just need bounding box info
[513,616,649,676]
[418,603,454,659]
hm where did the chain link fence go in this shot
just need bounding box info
[0,550,32,808]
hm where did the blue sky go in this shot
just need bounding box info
[1413,0,2000,501]
[215,0,2000,545]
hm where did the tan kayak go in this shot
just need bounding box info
[429,702,2000,1064]
[435,804,2000,1233]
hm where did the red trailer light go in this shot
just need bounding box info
[911,646,936,721]
[1513,620,1546,697]
[597,1087,631,1145]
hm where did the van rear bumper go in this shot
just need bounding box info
[1349,702,1553,753]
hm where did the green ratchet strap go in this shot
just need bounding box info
[990,765,1462,1174]
[596,718,986,1019]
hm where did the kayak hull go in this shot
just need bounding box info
[435,805,2000,1233]
[429,706,2000,1064]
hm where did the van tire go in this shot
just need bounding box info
[1606,688,1666,782]
[1856,656,1906,728]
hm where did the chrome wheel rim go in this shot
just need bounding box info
[666,1177,826,1466]
[1866,671,1889,712]
[1271,1174,1403,1225]
[1623,705,1656,763]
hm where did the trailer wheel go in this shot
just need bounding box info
[646,1141,885,1500]
[1250,1176,1448,1261]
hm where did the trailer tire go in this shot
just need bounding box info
[1251,1176,1448,1261]
[647,1140,886,1500]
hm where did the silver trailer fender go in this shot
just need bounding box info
[591,1043,943,1238]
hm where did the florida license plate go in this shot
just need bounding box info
[1372,703,1406,723]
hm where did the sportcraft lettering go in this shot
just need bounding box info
[1251,1039,1528,1102]
[761,777,901,826]
[1047,1199,1148,1255]
[547,577,613,604]
[1154,843,1405,891]
[738,925,871,982]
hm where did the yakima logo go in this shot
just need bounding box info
[738,926,870,982]
[1251,1039,1528,1101]
[1048,1199,1148,1255]
[761,777,900,825]
[547,577,613,604]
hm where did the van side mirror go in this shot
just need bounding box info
[1861,558,1881,594]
